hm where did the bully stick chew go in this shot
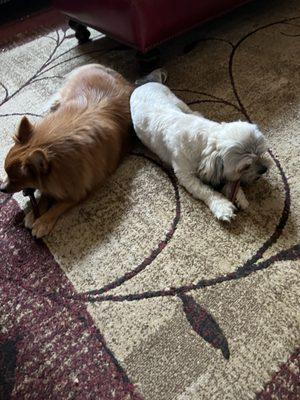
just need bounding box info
[23,188,40,218]
[229,180,240,204]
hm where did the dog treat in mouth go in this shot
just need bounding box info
[229,180,240,204]
[23,188,40,218]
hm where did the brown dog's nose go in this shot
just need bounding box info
[0,185,8,193]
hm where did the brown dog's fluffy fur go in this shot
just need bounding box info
[0,64,133,237]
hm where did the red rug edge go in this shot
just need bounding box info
[0,7,67,52]
[256,347,300,399]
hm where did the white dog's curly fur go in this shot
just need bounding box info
[130,82,272,221]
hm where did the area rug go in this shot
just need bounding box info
[0,8,66,52]
[0,0,299,398]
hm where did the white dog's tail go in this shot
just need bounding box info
[135,68,168,86]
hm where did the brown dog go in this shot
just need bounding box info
[0,64,133,237]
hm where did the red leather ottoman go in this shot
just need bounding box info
[53,0,251,53]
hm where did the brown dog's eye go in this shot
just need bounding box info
[6,161,22,180]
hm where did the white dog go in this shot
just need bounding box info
[130,82,271,221]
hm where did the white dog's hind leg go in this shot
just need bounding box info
[174,167,236,221]
[135,69,168,85]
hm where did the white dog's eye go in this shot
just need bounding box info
[237,161,252,174]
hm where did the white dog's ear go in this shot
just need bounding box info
[211,154,224,185]
[198,148,224,185]
[199,151,223,185]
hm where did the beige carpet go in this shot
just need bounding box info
[0,0,299,398]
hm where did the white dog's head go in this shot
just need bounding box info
[198,121,272,186]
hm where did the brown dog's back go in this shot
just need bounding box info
[3,64,134,201]
[62,64,130,103]
[1,64,134,237]
[35,64,134,201]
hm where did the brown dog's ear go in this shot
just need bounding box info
[25,149,50,176]
[14,116,33,144]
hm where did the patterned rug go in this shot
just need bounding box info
[0,0,299,398]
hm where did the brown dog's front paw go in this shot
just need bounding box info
[24,210,35,229]
[31,216,55,238]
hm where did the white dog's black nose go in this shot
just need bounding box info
[259,166,268,175]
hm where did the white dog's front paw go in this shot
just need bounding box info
[235,188,249,210]
[210,198,236,222]
[24,210,35,229]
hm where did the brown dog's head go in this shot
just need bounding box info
[0,116,50,194]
